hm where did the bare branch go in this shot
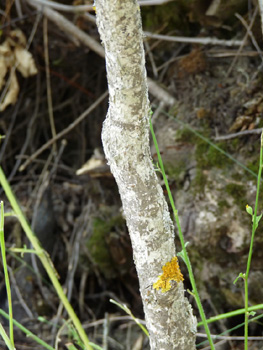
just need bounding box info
[26,0,177,106]
[19,91,108,171]
[27,0,105,57]
[27,0,174,13]
[258,0,263,37]
[144,31,245,47]
[214,128,263,141]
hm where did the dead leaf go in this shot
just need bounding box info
[8,29,27,48]
[14,47,38,77]
[0,70,19,112]
[0,56,8,91]
[0,29,38,111]
[0,42,13,91]
[229,116,253,132]
[76,148,111,177]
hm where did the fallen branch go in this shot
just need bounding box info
[144,31,245,47]
[27,0,105,56]
[214,128,263,141]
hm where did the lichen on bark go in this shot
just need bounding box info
[95,0,196,349]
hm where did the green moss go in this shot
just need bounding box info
[230,137,241,150]
[247,159,259,175]
[141,2,191,32]
[193,168,207,193]
[175,127,198,144]
[231,172,242,181]
[225,183,246,209]
[87,218,114,277]
[225,183,245,197]
[87,215,125,278]
[165,159,188,183]
[195,140,230,169]
[217,199,231,214]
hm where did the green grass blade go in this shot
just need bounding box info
[0,167,93,350]
[0,323,15,350]
[197,313,263,348]
[149,117,215,350]
[0,309,55,350]
[0,202,14,348]
[197,304,263,326]
[110,299,149,337]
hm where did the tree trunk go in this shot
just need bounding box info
[95,1,197,349]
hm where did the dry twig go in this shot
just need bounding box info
[227,6,258,76]
[43,16,57,153]
[27,0,105,56]
[19,90,109,171]
[235,12,263,63]
[258,0,263,36]
[144,32,245,47]
[27,0,174,13]
[214,128,263,141]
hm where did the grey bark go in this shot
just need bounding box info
[95,1,197,349]
[27,0,177,107]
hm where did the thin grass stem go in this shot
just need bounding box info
[0,167,93,350]
[0,309,55,350]
[149,117,215,350]
[110,299,149,337]
[0,323,14,350]
[244,132,263,350]
[198,304,263,326]
[0,202,15,349]
[197,314,263,348]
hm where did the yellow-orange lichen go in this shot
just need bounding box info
[153,256,184,293]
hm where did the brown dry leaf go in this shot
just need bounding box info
[14,47,38,77]
[0,56,8,91]
[76,158,105,175]
[0,42,13,91]
[229,115,253,132]
[76,148,111,177]
[0,29,38,111]
[8,29,27,47]
[0,70,19,112]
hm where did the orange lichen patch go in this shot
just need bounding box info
[153,256,184,293]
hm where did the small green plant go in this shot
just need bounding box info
[233,132,263,350]
[0,323,14,350]
[0,168,94,350]
[150,107,263,349]
[0,309,55,350]
[197,313,263,348]
[149,116,216,350]
[0,201,15,350]
[110,299,149,337]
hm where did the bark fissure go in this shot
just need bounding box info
[96,0,197,349]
